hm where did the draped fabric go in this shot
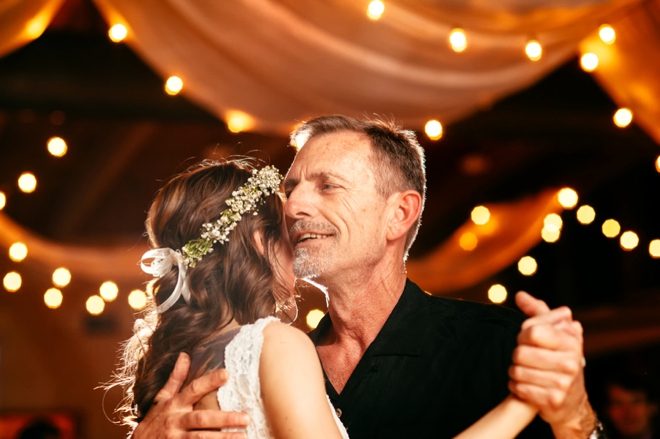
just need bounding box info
[0,0,65,58]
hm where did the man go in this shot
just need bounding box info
[133,115,598,438]
[605,374,658,439]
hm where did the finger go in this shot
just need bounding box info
[516,291,551,318]
[520,306,572,331]
[509,364,574,392]
[180,409,250,431]
[154,352,191,403]
[175,369,231,407]
[512,345,582,374]
[518,324,582,352]
[508,380,567,409]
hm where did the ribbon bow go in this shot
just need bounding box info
[140,248,191,313]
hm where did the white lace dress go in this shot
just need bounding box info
[217,317,349,439]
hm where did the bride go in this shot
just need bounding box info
[112,160,538,439]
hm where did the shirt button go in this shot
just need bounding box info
[335,408,342,418]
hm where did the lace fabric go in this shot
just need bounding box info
[217,317,349,439]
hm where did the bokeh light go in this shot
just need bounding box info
[52,267,72,287]
[108,24,127,42]
[86,295,105,315]
[0,191,5,210]
[3,272,22,292]
[488,284,507,303]
[471,206,490,225]
[165,76,183,95]
[602,219,621,238]
[449,28,467,52]
[613,108,633,128]
[542,227,560,243]
[599,24,616,44]
[580,53,599,72]
[544,213,563,232]
[44,288,63,309]
[128,289,148,310]
[226,110,255,133]
[18,172,37,193]
[47,136,68,157]
[367,0,385,20]
[655,156,660,173]
[557,188,579,209]
[518,256,538,276]
[306,309,325,329]
[459,232,478,251]
[9,242,28,262]
[620,231,639,251]
[425,120,443,140]
[576,205,596,225]
[525,40,542,61]
[649,240,660,258]
[100,281,119,302]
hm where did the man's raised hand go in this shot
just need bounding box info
[132,353,249,439]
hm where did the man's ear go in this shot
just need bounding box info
[253,229,266,255]
[386,190,422,242]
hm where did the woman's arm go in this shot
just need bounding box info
[260,322,345,439]
[454,395,537,439]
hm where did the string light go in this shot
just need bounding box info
[620,231,639,251]
[518,256,537,276]
[128,289,148,310]
[3,272,22,292]
[525,40,542,61]
[226,110,255,133]
[580,53,599,72]
[599,24,616,45]
[602,219,621,238]
[613,108,633,128]
[544,213,563,232]
[165,76,183,95]
[47,136,67,157]
[18,172,37,193]
[650,240,660,258]
[557,188,579,209]
[471,206,490,225]
[108,24,127,43]
[0,191,5,210]
[459,232,478,251]
[367,1,385,20]
[306,309,325,329]
[8,242,28,262]
[100,281,119,302]
[425,120,443,140]
[541,227,560,243]
[576,205,596,225]
[449,28,467,52]
[86,295,105,315]
[488,284,507,303]
[52,267,71,288]
[44,288,63,309]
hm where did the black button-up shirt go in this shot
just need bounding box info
[308,279,553,438]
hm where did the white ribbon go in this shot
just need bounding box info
[140,248,191,313]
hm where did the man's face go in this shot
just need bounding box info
[607,384,658,437]
[283,131,389,281]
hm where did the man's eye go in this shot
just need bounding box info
[322,183,335,190]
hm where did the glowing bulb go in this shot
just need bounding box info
[128,289,148,310]
[620,231,639,250]
[449,28,467,52]
[544,213,563,233]
[542,227,560,243]
[165,76,183,95]
[557,188,579,209]
[306,309,325,329]
[649,239,660,258]
[3,271,21,292]
[52,267,71,287]
[100,281,119,302]
[44,288,63,309]
[367,0,384,20]
[18,172,37,193]
[602,219,621,238]
[108,24,127,42]
[576,205,596,225]
[471,206,490,225]
[614,108,633,128]
[226,110,254,133]
[0,191,5,210]
[47,136,67,157]
[8,242,28,262]
[459,232,478,251]
[599,24,616,44]
[86,295,105,315]
[525,40,542,61]
[425,120,443,140]
[518,256,538,276]
[488,284,507,304]
[580,53,599,72]
[655,156,660,173]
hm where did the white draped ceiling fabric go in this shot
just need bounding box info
[1,0,659,294]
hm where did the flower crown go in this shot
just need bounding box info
[181,165,283,267]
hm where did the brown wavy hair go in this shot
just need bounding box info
[109,160,290,428]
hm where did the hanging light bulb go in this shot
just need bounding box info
[367,1,385,20]
[613,108,633,128]
[599,24,616,44]
[449,28,467,52]
[165,76,183,95]
[525,40,542,61]
[425,120,443,140]
[580,53,599,72]
[108,24,128,43]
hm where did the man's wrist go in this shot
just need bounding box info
[550,400,597,439]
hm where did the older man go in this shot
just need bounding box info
[133,116,599,438]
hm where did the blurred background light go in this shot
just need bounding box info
[459,232,478,251]
[86,295,105,315]
[8,242,28,262]
[128,289,148,310]
[576,205,596,225]
[108,24,127,42]
[542,227,560,243]
[544,213,563,232]
[100,281,119,302]
[449,28,467,52]
[650,240,660,258]
[580,53,599,72]
[471,206,490,225]
[599,24,616,44]
[620,231,639,251]
[614,108,633,128]
[557,188,579,209]
[425,119,443,140]
[0,191,5,210]
[52,267,71,287]
[306,309,325,329]
[18,172,37,193]
[44,288,63,309]
[367,0,384,20]
[525,40,542,61]
[488,284,507,303]
[602,219,621,238]
[226,110,254,133]
[47,136,67,157]
[518,256,538,276]
[165,76,183,95]
[4,271,22,292]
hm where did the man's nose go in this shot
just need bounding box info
[284,184,315,220]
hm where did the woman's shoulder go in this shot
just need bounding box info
[262,319,315,350]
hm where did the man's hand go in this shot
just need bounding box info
[132,353,249,439]
[508,292,596,439]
